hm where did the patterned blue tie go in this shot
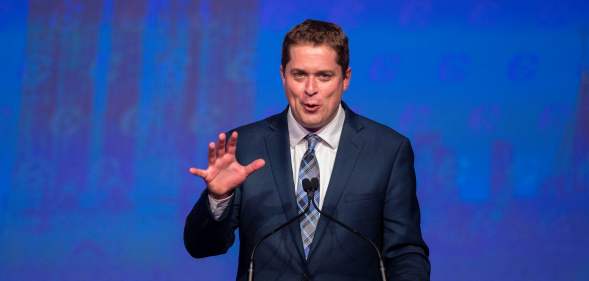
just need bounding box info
[297,134,321,259]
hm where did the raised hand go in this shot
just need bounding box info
[189,131,265,199]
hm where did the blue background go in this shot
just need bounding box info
[1,0,588,280]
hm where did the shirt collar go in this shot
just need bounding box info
[287,103,345,150]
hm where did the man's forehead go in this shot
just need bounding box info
[287,44,339,68]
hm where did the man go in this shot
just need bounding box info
[184,19,430,280]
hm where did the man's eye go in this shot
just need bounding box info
[318,74,333,81]
[293,73,306,79]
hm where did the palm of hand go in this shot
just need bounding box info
[205,154,249,196]
[189,132,265,199]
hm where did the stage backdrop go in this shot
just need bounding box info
[1,0,588,280]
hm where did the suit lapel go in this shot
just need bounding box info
[263,109,306,260]
[307,104,365,260]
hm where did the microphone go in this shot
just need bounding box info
[302,178,318,196]
[304,177,387,281]
[247,180,317,281]
[302,177,319,194]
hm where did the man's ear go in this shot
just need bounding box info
[343,67,352,91]
[280,65,286,84]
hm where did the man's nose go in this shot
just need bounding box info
[304,77,318,96]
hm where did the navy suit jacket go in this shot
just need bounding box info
[184,103,430,280]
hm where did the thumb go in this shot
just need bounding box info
[244,159,265,175]
[188,167,207,178]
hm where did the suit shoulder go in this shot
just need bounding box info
[354,113,409,143]
[227,112,281,138]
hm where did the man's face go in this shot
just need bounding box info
[281,44,351,131]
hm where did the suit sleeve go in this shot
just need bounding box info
[383,138,431,281]
[183,186,241,258]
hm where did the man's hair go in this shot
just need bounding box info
[281,19,349,77]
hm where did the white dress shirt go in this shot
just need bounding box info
[208,104,346,220]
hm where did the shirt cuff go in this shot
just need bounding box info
[208,193,233,221]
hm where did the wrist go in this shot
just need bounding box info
[208,190,233,200]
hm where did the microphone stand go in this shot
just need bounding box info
[247,184,315,281]
[305,178,387,281]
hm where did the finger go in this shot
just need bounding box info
[188,167,207,178]
[226,131,238,155]
[244,159,265,175]
[208,142,216,165]
[216,133,226,158]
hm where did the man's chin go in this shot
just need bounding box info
[292,112,324,130]
[300,120,323,132]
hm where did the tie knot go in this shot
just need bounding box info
[305,134,321,151]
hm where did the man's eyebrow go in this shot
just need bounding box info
[290,68,307,74]
[316,70,335,75]
[289,69,337,76]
